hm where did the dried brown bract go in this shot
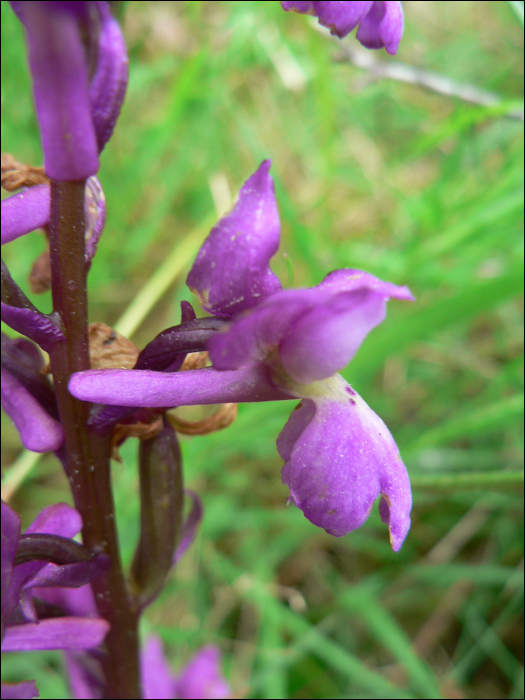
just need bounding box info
[1,153,49,191]
[88,322,140,370]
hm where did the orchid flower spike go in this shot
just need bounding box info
[281,1,404,54]
[70,161,414,551]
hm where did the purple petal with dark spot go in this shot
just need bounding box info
[277,375,411,550]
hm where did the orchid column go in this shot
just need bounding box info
[8,3,139,697]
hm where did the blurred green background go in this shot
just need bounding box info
[1,1,523,698]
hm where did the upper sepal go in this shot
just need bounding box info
[187,160,282,318]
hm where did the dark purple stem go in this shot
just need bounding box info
[47,180,140,698]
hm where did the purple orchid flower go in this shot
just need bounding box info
[281,1,404,54]
[69,161,413,551]
[1,500,110,656]
[141,636,230,700]
[22,498,207,700]
[10,1,128,180]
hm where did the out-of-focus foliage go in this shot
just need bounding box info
[2,1,523,698]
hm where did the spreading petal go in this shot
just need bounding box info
[187,160,282,318]
[69,365,293,407]
[208,269,413,384]
[277,374,411,550]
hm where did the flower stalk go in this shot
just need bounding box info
[47,180,140,698]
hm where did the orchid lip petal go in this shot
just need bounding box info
[69,365,294,408]
[277,374,411,551]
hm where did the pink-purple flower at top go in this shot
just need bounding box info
[10,1,128,180]
[69,161,414,551]
[281,1,404,54]
[141,636,230,700]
